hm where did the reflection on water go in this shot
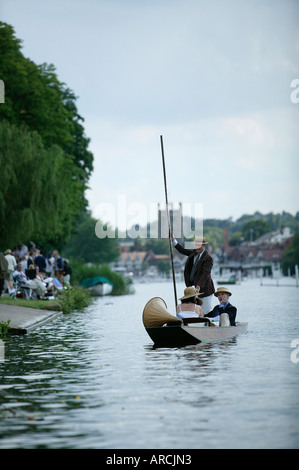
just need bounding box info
[0,279,299,449]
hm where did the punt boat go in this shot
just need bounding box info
[143,297,248,348]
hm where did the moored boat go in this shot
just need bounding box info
[217,275,237,285]
[80,276,113,296]
[143,297,248,348]
[217,280,236,285]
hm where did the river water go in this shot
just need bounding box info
[0,278,298,449]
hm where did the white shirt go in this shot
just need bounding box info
[177,304,200,319]
[5,253,17,271]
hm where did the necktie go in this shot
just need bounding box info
[190,253,200,282]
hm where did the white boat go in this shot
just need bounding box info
[88,282,113,296]
[80,276,113,296]
[143,297,248,348]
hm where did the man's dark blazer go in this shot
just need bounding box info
[204,303,237,326]
[174,243,215,298]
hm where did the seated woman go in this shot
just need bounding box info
[176,286,205,319]
[13,263,46,298]
[204,287,237,326]
[43,276,64,296]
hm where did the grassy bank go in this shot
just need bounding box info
[0,287,92,315]
[0,296,61,311]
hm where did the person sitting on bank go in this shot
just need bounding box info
[176,286,205,320]
[204,287,237,326]
[53,250,64,285]
[13,263,46,298]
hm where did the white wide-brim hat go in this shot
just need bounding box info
[179,286,204,301]
[214,287,232,297]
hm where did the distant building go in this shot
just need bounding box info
[218,226,293,277]
[116,251,149,275]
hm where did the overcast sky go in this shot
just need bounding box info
[1,0,299,230]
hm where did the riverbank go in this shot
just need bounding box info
[0,302,63,335]
[0,287,92,335]
[0,296,61,311]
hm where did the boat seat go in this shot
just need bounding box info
[182,317,211,326]
[166,320,182,326]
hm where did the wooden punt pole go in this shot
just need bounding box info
[160,135,178,310]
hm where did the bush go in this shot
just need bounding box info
[59,287,91,314]
[282,232,299,276]
[68,260,132,296]
[0,320,11,337]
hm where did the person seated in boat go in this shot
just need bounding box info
[204,287,237,326]
[176,286,205,319]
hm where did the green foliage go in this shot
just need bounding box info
[59,287,91,314]
[242,219,271,241]
[201,212,299,250]
[0,22,93,250]
[95,265,132,295]
[62,211,119,264]
[0,319,11,337]
[282,232,299,275]
[0,23,93,182]
[200,226,224,251]
[0,121,85,249]
[70,260,131,295]
[157,259,170,275]
[0,289,92,315]
[144,238,170,254]
[231,211,299,235]
[120,211,299,255]
[0,296,61,311]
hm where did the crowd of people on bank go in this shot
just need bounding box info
[0,242,72,300]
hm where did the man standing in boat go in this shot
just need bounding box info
[171,233,215,314]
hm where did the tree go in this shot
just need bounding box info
[242,219,271,242]
[202,226,224,251]
[228,231,243,246]
[0,22,93,185]
[282,232,299,276]
[62,211,120,264]
[144,238,170,255]
[0,121,85,250]
[0,22,94,249]
[157,259,170,275]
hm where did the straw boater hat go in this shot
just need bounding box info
[179,286,204,302]
[194,237,208,248]
[214,286,232,297]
